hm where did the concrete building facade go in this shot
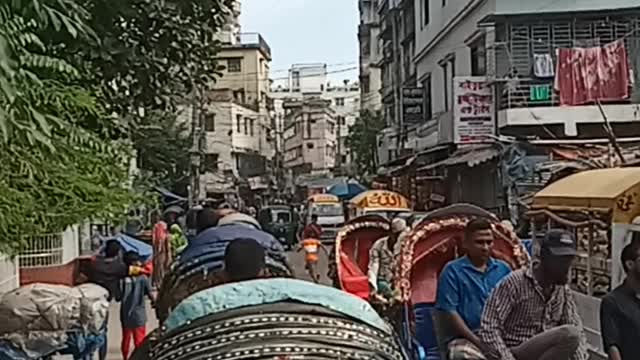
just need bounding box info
[412,0,640,145]
[282,98,337,177]
[374,0,418,165]
[272,64,360,175]
[358,0,383,112]
[191,31,274,198]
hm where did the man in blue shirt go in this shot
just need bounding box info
[435,218,512,360]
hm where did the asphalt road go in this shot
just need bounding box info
[93,249,332,359]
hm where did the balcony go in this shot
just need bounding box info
[238,33,271,59]
[497,79,640,135]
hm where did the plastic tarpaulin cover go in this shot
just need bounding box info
[98,233,153,262]
[0,283,108,358]
[165,278,389,333]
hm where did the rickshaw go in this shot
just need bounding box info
[257,204,299,249]
[348,190,412,220]
[392,204,530,359]
[155,223,293,323]
[329,214,391,300]
[134,278,415,360]
[528,167,640,358]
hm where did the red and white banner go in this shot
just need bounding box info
[453,77,495,144]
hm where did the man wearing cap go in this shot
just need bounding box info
[368,218,406,299]
[479,229,588,360]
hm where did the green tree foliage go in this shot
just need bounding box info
[346,110,386,176]
[132,110,191,194]
[0,0,134,253]
[55,0,233,193]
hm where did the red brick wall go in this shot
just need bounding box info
[19,259,79,286]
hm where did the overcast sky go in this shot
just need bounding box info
[239,0,360,83]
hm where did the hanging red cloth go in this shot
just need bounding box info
[555,39,630,106]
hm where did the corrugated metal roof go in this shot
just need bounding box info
[418,145,500,172]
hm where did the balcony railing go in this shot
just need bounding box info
[497,78,636,111]
[498,79,558,110]
[238,33,271,58]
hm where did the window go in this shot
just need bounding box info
[335,97,345,106]
[442,0,446,6]
[306,142,314,149]
[470,36,487,76]
[204,112,215,132]
[243,117,249,134]
[441,64,449,111]
[306,115,312,139]
[449,56,456,111]
[227,58,241,73]
[249,119,255,136]
[337,116,346,126]
[204,154,219,172]
[362,75,370,93]
[292,71,301,89]
[236,114,242,132]
[422,76,432,120]
[422,0,430,27]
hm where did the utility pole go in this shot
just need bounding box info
[336,115,342,175]
[189,87,203,208]
[390,5,404,155]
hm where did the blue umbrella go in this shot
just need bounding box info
[327,181,367,200]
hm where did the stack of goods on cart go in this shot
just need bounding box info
[0,283,109,360]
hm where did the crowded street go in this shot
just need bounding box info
[3,0,640,359]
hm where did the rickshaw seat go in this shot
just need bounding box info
[414,303,442,359]
[339,252,369,300]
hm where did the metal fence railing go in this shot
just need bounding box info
[18,233,64,268]
[0,255,18,295]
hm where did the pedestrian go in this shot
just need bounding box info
[302,214,323,239]
[169,224,187,255]
[89,239,128,360]
[435,218,511,360]
[151,210,169,289]
[224,238,267,282]
[479,229,588,360]
[600,240,640,360]
[117,251,155,360]
[367,218,406,300]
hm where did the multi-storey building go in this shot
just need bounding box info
[375,0,418,165]
[358,0,383,112]
[272,64,360,175]
[282,98,337,178]
[198,32,274,198]
[414,0,640,146]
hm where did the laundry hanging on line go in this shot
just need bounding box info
[533,54,555,78]
[554,39,630,106]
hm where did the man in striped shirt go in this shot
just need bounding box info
[479,229,588,360]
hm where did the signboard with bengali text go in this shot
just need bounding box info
[453,77,495,144]
[402,87,424,124]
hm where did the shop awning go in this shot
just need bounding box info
[384,145,452,176]
[418,145,500,172]
[532,167,640,210]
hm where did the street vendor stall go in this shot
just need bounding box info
[528,167,640,358]
[348,190,411,220]
[529,167,640,295]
